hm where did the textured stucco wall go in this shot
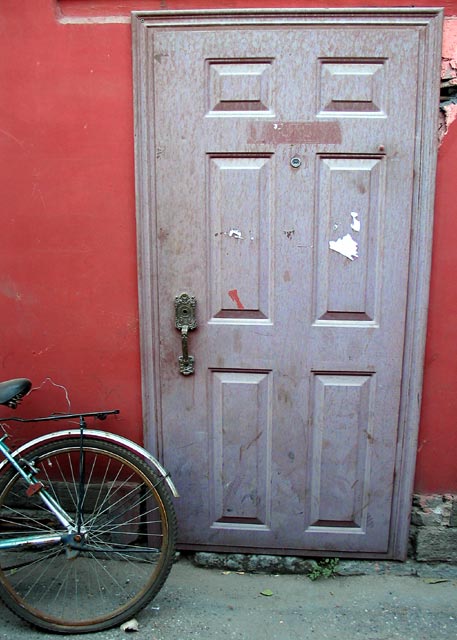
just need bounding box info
[0,0,456,494]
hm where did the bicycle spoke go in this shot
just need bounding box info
[0,438,176,633]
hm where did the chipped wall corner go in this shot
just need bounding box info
[440,18,457,142]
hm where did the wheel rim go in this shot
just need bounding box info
[0,442,171,629]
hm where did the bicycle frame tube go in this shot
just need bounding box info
[0,437,75,530]
[0,533,64,550]
[0,430,179,497]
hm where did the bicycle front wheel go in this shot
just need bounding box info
[0,437,177,633]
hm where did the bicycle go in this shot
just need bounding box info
[0,377,178,634]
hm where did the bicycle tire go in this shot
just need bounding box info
[0,437,177,633]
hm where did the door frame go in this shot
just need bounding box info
[132,8,443,559]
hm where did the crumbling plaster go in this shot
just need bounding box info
[440,18,457,139]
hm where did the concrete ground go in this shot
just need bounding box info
[1,556,457,639]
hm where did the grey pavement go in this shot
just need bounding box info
[0,556,456,639]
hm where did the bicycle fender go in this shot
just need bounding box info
[0,429,179,498]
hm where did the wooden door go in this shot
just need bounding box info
[133,9,442,557]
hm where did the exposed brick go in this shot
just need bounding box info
[411,509,442,527]
[450,499,457,527]
[413,494,446,511]
[416,528,457,563]
[411,494,454,528]
[193,552,318,574]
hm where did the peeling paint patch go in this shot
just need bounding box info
[0,278,22,301]
[329,234,359,261]
[350,212,361,232]
[228,289,245,309]
[440,22,457,142]
[439,102,457,141]
[228,228,244,240]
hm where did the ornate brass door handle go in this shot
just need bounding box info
[174,293,197,375]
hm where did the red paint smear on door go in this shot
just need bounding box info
[228,289,245,310]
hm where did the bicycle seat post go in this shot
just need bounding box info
[79,415,87,433]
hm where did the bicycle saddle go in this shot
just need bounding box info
[0,378,32,408]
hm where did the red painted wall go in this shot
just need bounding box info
[0,0,456,492]
[0,1,140,441]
